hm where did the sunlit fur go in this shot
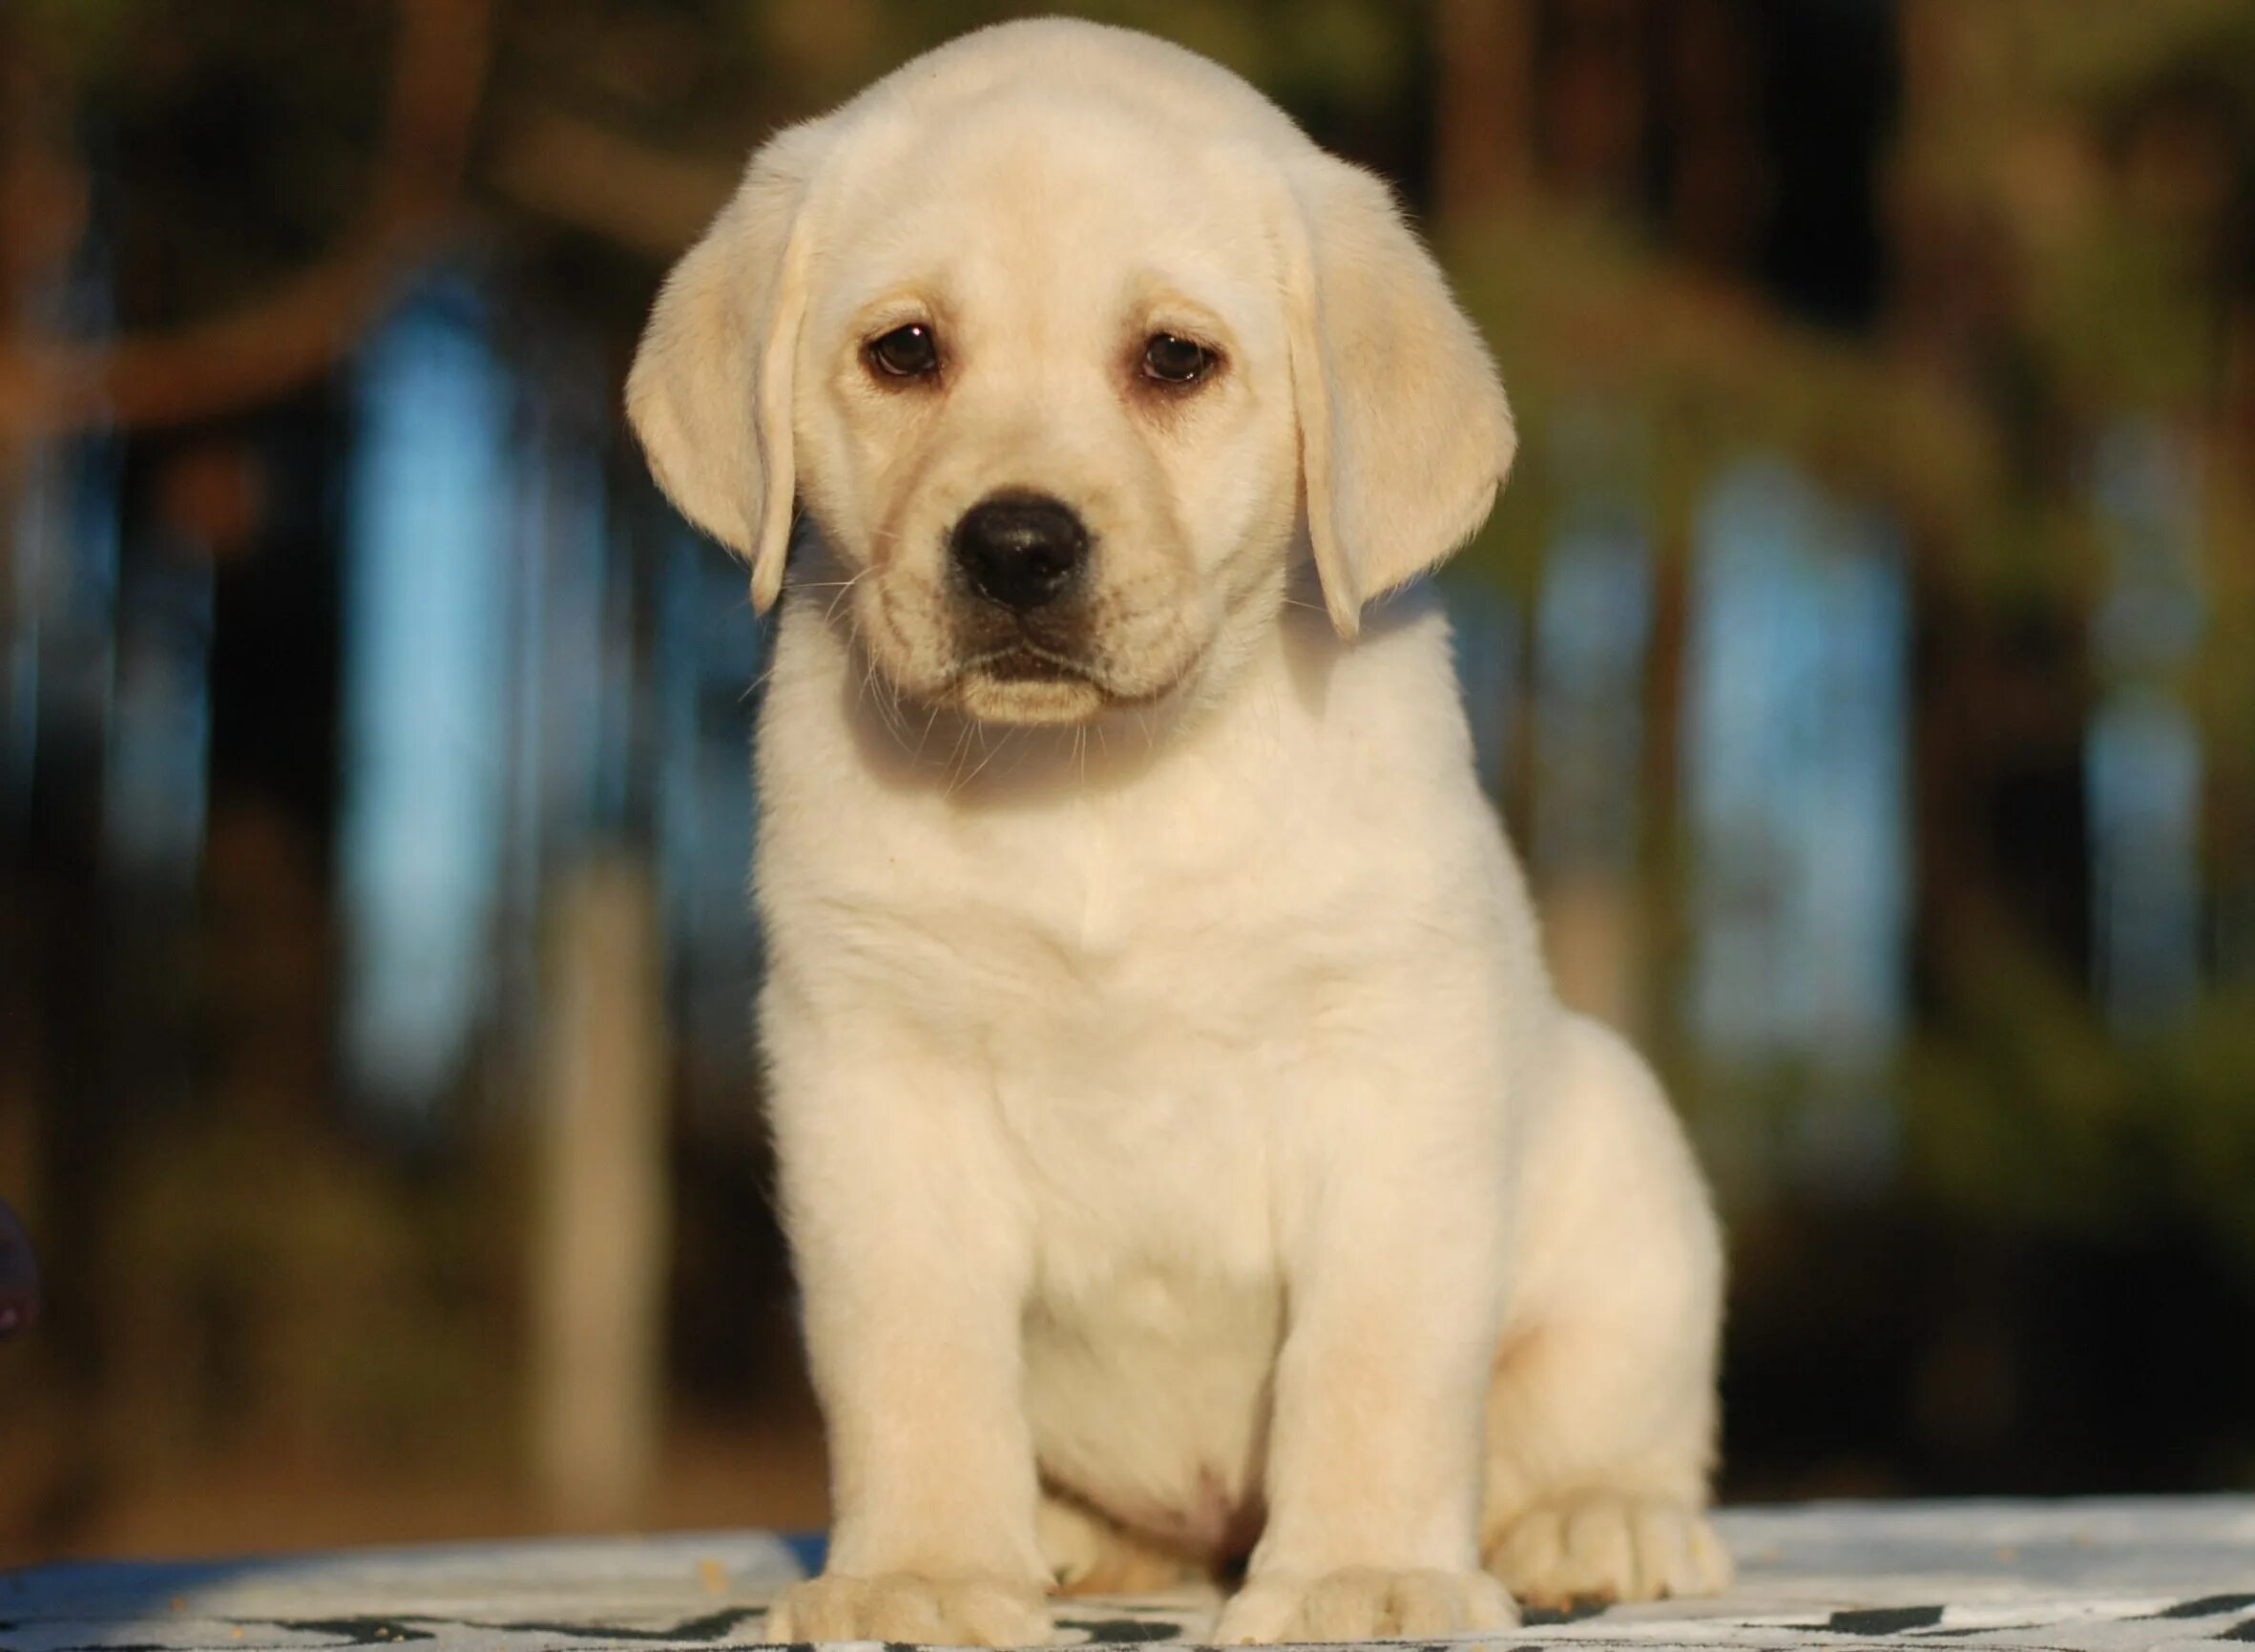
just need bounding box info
[629,18,1728,1647]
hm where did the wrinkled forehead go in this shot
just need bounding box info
[809,99,1284,345]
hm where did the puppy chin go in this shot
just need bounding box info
[953,672,1111,726]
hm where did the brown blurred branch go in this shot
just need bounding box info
[0,0,493,438]
[486,105,736,261]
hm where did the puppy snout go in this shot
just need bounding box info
[950,492,1089,613]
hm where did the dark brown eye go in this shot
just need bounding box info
[1141,332,1215,386]
[867,323,940,379]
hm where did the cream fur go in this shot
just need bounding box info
[628,18,1727,1646]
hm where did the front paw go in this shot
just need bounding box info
[1485,1494,1731,1608]
[1215,1568,1518,1643]
[762,1573,1053,1646]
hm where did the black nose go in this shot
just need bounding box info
[950,493,1089,612]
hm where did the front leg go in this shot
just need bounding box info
[761,991,1052,1647]
[1218,1041,1521,1643]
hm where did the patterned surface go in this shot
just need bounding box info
[5,1499,2252,1651]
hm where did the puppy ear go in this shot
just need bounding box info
[1280,156,1516,638]
[627,122,826,614]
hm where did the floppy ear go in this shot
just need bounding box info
[626,122,826,614]
[1279,156,1516,638]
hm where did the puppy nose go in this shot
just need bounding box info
[950,493,1089,612]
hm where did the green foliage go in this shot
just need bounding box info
[1441,206,2004,594]
[1906,942,2255,1266]
[14,0,140,70]
[2022,0,2255,108]
[716,0,1413,128]
[104,1114,521,1470]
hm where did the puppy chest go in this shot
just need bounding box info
[992,1021,1282,1279]
[784,810,1329,1258]
[913,916,1295,1274]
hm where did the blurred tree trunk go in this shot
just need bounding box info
[1544,0,1648,209]
[1640,536,1690,1055]
[1519,0,1659,1036]
[1434,0,1535,223]
[1,17,115,1549]
[1891,0,2101,1000]
[1663,0,1765,276]
[529,856,671,1527]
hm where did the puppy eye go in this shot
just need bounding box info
[1141,332,1216,386]
[867,323,941,379]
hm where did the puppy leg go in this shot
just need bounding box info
[759,997,1052,1647]
[1037,1493,1200,1596]
[1481,1337,1730,1609]
[1481,1015,1730,1609]
[1215,1048,1519,1643]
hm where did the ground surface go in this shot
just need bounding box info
[4,1498,2251,1651]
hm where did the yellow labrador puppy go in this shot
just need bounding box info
[629,18,1727,1646]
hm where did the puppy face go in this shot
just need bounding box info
[796,107,1298,724]
[628,21,1517,729]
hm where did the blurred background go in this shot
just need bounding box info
[4,0,2253,1569]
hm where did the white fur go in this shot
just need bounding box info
[629,19,1728,1645]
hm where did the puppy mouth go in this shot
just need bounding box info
[964,644,1096,686]
[863,594,1200,723]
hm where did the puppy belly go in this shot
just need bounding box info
[1024,1269,1281,1561]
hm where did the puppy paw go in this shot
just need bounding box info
[1485,1494,1731,1609]
[1215,1567,1518,1643]
[761,1572,1053,1645]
